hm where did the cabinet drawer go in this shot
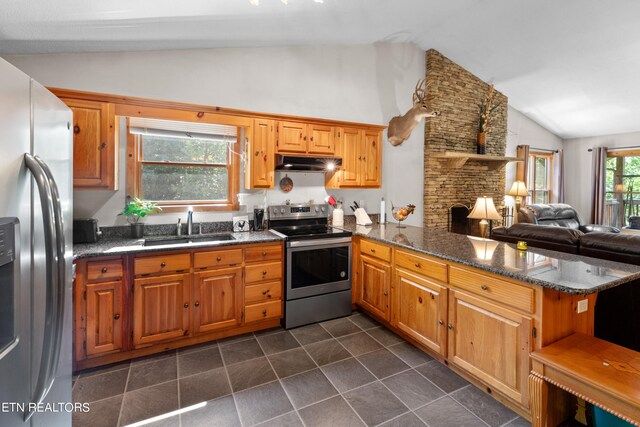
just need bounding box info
[449,266,534,313]
[245,281,282,305]
[194,248,243,269]
[245,300,282,323]
[245,245,282,263]
[245,261,283,283]
[134,253,191,276]
[86,259,123,282]
[395,250,448,283]
[360,239,391,262]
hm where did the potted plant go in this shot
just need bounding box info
[119,198,161,238]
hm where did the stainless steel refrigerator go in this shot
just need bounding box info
[0,58,73,426]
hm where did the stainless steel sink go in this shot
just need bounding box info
[143,233,235,247]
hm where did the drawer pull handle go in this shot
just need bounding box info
[262,289,269,295]
[480,285,488,291]
[114,313,120,320]
[101,267,108,273]
[414,263,421,268]
[184,303,189,308]
[194,301,200,307]
[216,256,222,261]
[418,297,423,304]
[262,251,267,256]
[448,323,454,330]
[438,320,444,326]
[262,309,267,317]
[262,270,267,275]
[370,248,376,252]
[160,262,167,268]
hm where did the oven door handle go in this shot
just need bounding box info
[287,237,352,248]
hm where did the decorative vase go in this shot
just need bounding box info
[476,132,486,154]
[131,223,144,239]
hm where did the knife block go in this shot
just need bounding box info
[354,208,372,226]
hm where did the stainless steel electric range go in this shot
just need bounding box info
[269,203,352,329]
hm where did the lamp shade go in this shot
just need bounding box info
[468,196,502,221]
[507,181,528,197]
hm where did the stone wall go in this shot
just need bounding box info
[424,49,508,229]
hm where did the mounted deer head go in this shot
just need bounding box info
[387,79,440,146]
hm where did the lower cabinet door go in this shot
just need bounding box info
[85,280,123,356]
[192,267,243,334]
[359,254,391,320]
[393,269,447,356]
[133,273,191,347]
[448,290,532,406]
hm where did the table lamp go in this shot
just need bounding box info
[507,181,528,223]
[468,196,502,239]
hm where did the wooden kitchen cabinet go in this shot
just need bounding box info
[393,269,448,356]
[246,118,275,189]
[84,280,124,357]
[62,98,118,190]
[447,289,531,407]
[276,121,336,156]
[192,266,243,334]
[133,273,191,347]
[325,127,382,188]
[358,254,391,320]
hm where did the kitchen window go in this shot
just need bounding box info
[527,152,553,204]
[127,117,240,211]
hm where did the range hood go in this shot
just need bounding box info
[275,155,342,172]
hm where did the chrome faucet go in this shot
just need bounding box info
[187,209,194,236]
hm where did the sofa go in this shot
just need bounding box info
[517,203,620,234]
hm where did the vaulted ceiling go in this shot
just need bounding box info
[1,0,639,139]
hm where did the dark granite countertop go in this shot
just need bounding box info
[340,223,640,295]
[73,231,284,260]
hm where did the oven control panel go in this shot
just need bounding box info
[268,203,328,220]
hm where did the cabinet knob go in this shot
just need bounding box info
[448,323,454,330]
[262,289,269,295]
[414,263,421,268]
[255,151,260,156]
[101,267,108,273]
[216,256,222,261]
[262,309,267,317]
[194,301,200,307]
[418,296,423,304]
[480,285,488,291]
[262,270,267,275]
[383,291,388,296]
[370,248,375,253]
[73,125,80,134]
[161,262,166,268]
[114,313,120,320]
[184,303,189,308]
[310,136,314,141]
[262,251,267,256]
[438,320,444,326]
[100,142,107,149]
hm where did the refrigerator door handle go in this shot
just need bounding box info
[23,154,66,422]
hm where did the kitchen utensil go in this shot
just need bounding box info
[280,174,293,192]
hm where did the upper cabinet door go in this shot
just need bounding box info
[339,127,363,187]
[362,130,382,187]
[277,121,307,153]
[247,119,275,189]
[63,99,117,190]
[308,124,335,155]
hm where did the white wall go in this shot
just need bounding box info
[564,131,640,220]
[504,106,564,206]
[4,44,427,226]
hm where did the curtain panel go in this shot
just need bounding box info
[590,147,608,224]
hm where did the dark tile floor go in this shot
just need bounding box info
[72,311,531,427]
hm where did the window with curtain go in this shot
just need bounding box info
[604,150,640,227]
[527,152,553,204]
[127,117,240,211]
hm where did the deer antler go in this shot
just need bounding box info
[413,79,427,104]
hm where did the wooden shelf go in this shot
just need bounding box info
[431,152,523,170]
